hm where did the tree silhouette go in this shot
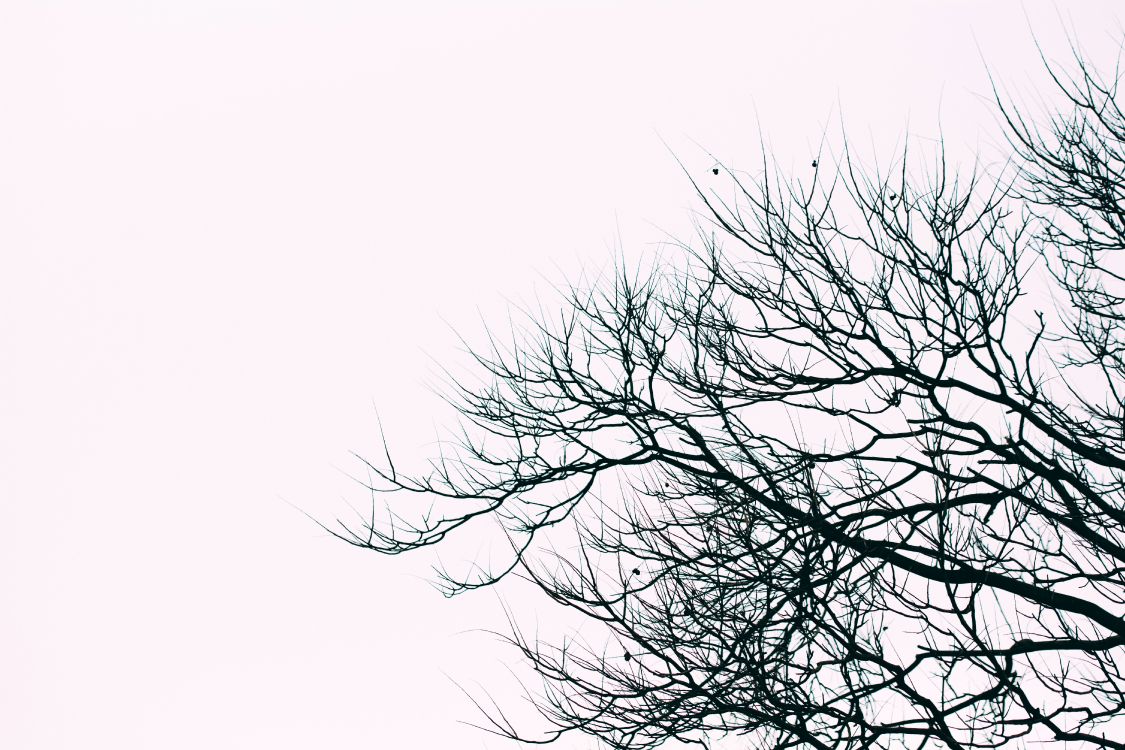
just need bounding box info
[336,45,1125,750]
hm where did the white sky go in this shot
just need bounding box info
[1,2,1121,748]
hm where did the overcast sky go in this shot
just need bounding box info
[2,2,1122,748]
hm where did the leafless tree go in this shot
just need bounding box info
[335,44,1125,750]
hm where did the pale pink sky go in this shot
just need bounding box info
[0,2,1120,748]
